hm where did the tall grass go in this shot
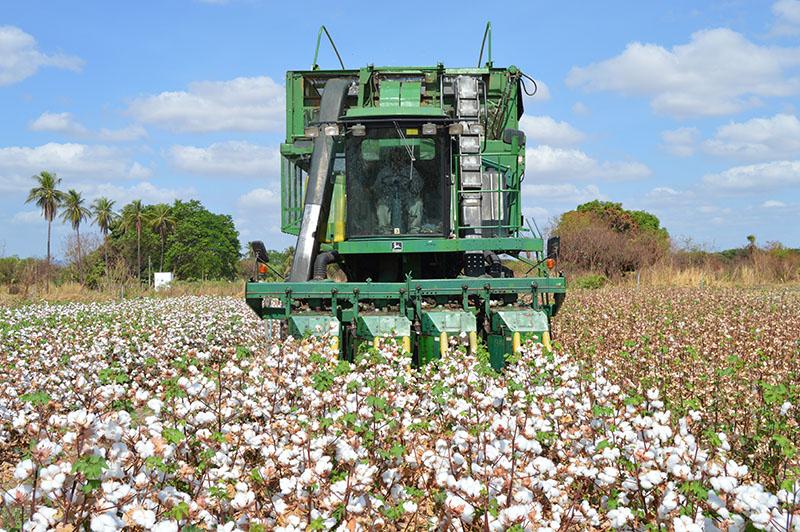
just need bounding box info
[0,279,244,305]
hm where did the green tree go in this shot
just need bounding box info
[91,197,117,278]
[164,200,240,280]
[120,200,145,281]
[60,189,92,284]
[148,204,176,271]
[25,171,66,291]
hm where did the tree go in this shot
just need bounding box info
[60,190,92,284]
[164,200,240,280]
[554,201,670,277]
[25,171,65,292]
[91,197,117,278]
[148,204,176,271]
[120,200,145,281]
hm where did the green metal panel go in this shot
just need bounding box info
[356,314,411,339]
[344,106,446,118]
[288,315,340,337]
[380,80,401,107]
[334,237,542,255]
[491,308,549,333]
[420,310,476,335]
[400,81,421,107]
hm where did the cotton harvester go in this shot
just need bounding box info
[246,24,566,369]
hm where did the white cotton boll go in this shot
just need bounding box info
[315,456,333,476]
[659,489,679,517]
[780,401,792,416]
[672,515,703,532]
[279,477,296,495]
[195,411,216,425]
[457,477,482,499]
[135,389,149,401]
[30,505,59,528]
[335,441,358,463]
[607,507,633,528]
[147,399,163,413]
[90,512,124,532]
[152,520,179,532]
[647,389,660,401]
[639,470,666,490]
[403,500,418,513]
[14,459,34,480]
[710,476,738,494]
[135,439,156,459]
[231,490,255,510]
[347,494,367,514]
[131,508,156,529]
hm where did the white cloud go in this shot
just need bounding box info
[566,28,800,117]
[702,160,800,190]
[0,143,151,192]
[0,26,83,86]
[772,0,800,36]
[647,186,683,200]
[525,145,651,181]
[11,210,43,225]
[238,188,280,210]
[519,115,585,146]
[523,183,603,204]
[29,112,147,142]
[571,102,590,116]
[522,79,550,105]
[703,113,800,160]
[762,199,787,208]
[29,112,88,136]
[169,141,280,177]
[129,76,285,133]
[77,181,196,205]
[661,127,699,157]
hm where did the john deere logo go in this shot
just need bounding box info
[391,241,403,252]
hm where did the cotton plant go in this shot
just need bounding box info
[0,295,797,531]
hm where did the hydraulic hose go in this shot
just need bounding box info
[312,251,339,280]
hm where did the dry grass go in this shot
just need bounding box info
[0,279,244,306]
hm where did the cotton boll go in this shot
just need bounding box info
[90,512,124,532]
[152,521,179,532]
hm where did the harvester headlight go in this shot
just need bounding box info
[323,124,341,137]
[304,126,320,138]
[448,123,464,136]
[546,258,556,270]
[422,122,437,135]
[350,123,366,136]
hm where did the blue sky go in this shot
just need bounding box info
[2,0,800,259]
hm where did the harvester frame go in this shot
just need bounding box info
[246,24,566,368]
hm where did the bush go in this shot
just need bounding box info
[573,273,607,289]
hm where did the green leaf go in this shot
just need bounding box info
[170,501,190,521]
[163,427,185,445]
[72,454,108,481]
[20,391,51,406]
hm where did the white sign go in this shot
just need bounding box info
[154,272,173,290]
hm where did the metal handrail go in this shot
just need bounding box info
[312,26,346,70]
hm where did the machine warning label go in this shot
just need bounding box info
[391,241,403,252]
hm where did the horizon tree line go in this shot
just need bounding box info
[25,170,175,291]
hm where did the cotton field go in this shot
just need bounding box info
[0,294,798,531]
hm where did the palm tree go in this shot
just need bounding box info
[120,200,145,281]
[60,190,91,284]
[148,204,175,271]
[91,197,116,278]
[25,171,65,292]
